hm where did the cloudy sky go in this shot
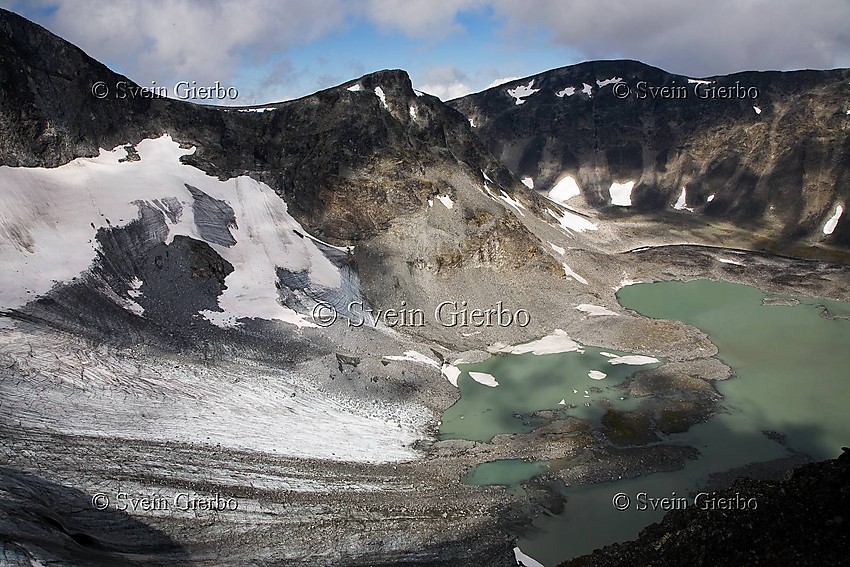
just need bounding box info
[4,0,850,105]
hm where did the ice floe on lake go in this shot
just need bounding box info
[468,371,499,387]
[608,355,659,365]
[489,329,582,356]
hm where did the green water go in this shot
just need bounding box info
[452,279,850,565]
[462,459,551,486]
[617,279,850,460]
[440,347,662,443]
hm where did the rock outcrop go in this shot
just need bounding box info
[562,449,850,566]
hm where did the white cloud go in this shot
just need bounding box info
[9,0,850,103]
[484,76,521,89]
[489,0,850,76]
[417,65,473,100]
[22,0,351,89]
[362,0,486,37]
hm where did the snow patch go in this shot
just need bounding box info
[556,86,576,97]
[383,350,440,368]
[673,186,693,211]
[609,181,635,206]
[687,78,714,85]
[823,204,843,235]
[499,191,526,216]
[547,175,581,204]
[753,106,762,115]
[120,277,145,315]
[717,257,745,266]
[582,83,593,96]
[202,311,240,328]
[127,276,143,298]
[588,370,607,380]
[409,105,417,120]
[596,77,623,87]
[521,177,534,189]
[374,86,388,108]
[615,276,641,291]
[468,371,499,388]
[576,304,618,317]
[563,262,588,285]
[346,83,362,92]
[442,365,461,387]
[507,80,540,105]
[300,230,353,253]
[513,547,545,567]
[436,195,454,209]
[469,118,476,128]
[490,329,582,356]
[119,293,144,316]
[547,208,598,234]
[707,194,716,202]
[549,242,566,255]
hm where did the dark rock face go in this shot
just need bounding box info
[0,467,190,566]
[184,184,238,247]
[450,60,850,247]
[561,450,850,567]
[0,9,167,167]
[19,203,234,349]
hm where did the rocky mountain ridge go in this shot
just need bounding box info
[1,7,564,351]
[450,60,850,250]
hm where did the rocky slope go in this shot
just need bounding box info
[450,60,850,250]
[562,449,850,566]
[0,7,566,350]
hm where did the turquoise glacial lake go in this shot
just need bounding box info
[446,279,850,565]
[440,345,662,443]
